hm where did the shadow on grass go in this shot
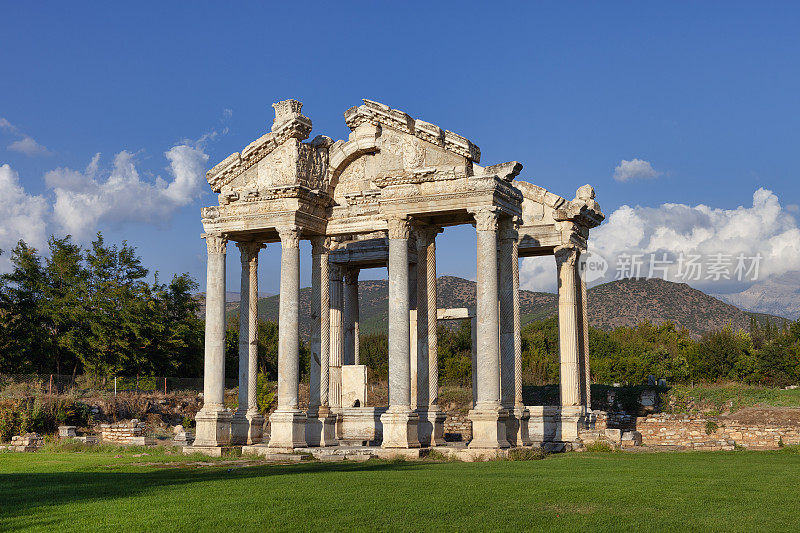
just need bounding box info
[0,459,422,531]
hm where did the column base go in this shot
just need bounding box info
[468,406,510,449]
[305,408,338,447]
[231,410,265,445]
[268,409,307,448]
[380,408,420,449]
[416,407,447,447]
[557,405,590,442]
[506,406,533,446]
[194,407,232,447]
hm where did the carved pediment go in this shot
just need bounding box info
[514,180,604,228]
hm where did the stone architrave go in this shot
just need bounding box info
[194,234,232,448]
[268,226,306,448]
[468,208,509,449]
[380,216,420,448]
[232,241,265,445]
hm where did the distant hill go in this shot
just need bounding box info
[586,278,765,334]
[207,276,788,339]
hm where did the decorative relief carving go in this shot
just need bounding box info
[343,99,480,163]
[386,217,411,240]
[277,226,301,248]
[471,208,500,232]
[205,234,228,255]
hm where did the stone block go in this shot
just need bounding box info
[194,408,232,447]
[58,426,77,438]
[342,365,367,408]
[416,407,447,447]
[305,410,338,447]
[268,409,306,448]
[468,407,509,449]
[380,409,420,448]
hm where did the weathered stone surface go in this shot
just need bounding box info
[342,365,367,408]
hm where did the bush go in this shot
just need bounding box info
[507,447,547,461]
[584,441,616,452]
[257,373,276,414]
[705,420,719,434]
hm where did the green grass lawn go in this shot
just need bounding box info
[2,447,799,532]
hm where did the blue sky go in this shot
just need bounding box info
[1,2,799,295]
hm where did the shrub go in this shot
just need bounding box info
[705,420,719,434]
[257,373,276,414]
[507,447,547,461]
[584,441,616,452]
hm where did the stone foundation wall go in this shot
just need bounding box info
[636,413,800,450]
[100,419,155,446]
[444,414,472,442]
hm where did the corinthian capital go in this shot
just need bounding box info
[387,216,411,240]
[554,245,580,267]
[205,233,228,255]
[344,268,359,285]
[277,226,301,248]
[471,207,500,232]
[310,236,331,256]
[236,241,264,263]
[499,216,520,241]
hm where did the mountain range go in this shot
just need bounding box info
[205,276,789,339]
[714,271,800,320]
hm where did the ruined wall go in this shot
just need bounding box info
[100,420,154,446]
[636,413,800,450]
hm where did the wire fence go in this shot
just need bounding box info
[0,374,239,396]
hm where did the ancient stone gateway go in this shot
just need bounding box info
[190,99,603,456]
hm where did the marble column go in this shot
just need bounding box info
[268,226,306,448]
[194,233,232,448]
[512,232,532,446]
[499,219,531,446]
[415,227,446,446]
[468,208,509,448]
[329,264,344,410]
[343,268,360,366]
[306,236,337,446]
[380,216,420,448]
[555,245,585,441]
[580,275,591,408]
[232,242,265,445]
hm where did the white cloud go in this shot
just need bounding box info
[613,158,661,182]
[0,164,49,270]
[0,118,51,157]
[520,188,800,294]
[9,135,52,156]
[589,188,800,291]
[46,138,209,239]
[519,256,558,293]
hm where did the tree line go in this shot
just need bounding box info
[0,235,203,379]
[2,234,798,387]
